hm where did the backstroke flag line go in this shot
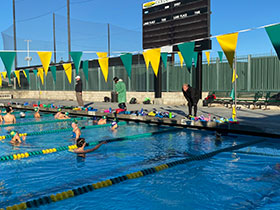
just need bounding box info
[218,51,223,62]
[50,66,56,82]
[97,52,109,82]
[178,52,184,68]
[2,72,7,79]
[265,23,280,60]
[161,52,168,68]
[232,68,238,83]
[14,70,21,87]
[143,51,150,70]
[70,51,83,75]
[178,42,195,71]
[205,51,210,65]
[38,68,44,85]
[83,60,89,81]
[0,52,16,82]
[63,63,72,84]
[216,33,239,69]
[37,52,52,76]
[120,53,132,78]
[145,48,161,77]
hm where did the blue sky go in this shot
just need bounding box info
[0,0,279,69]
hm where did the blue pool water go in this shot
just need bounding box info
[0,114,279,209]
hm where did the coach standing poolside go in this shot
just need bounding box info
[75,76,84,107]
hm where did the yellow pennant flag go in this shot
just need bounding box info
[38,68,44,85]
[22,70,27,78]
[232,68,239,83]
[178,52,184,67]
[37,51,52,76]
[146,48,161,77]
[2,72,7,79]
[0,74,2,87]
[216,32,239,69]
[232,105,236,120]
[63,63,72,84]
[205,51,211,65]
[97,52,109,82]
[14,70,21,87]
[143,51,150,70]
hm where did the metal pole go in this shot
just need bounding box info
[13,0,17,68]
[53,13,57,63]
[67,0,71,61]
[24,40,32,66]
[108,23,110,57]
[234,53,237,119]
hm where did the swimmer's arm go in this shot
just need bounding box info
[13,116,16,123]
[82,141,106,154]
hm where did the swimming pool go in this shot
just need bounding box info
[0,113,279,209]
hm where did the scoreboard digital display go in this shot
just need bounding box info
[142,0,211,51]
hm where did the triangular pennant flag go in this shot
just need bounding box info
[33,69,38,77]
[97,52,109,82]
[178,52,184,67]
[232,68,239,83]
[50,66,56,82]
[161,52,168,68]
[37,51,52,76]
[120,53,132,78]
[38,68,44,85]
[193,52,198,68]
[143,51,150,70]
[0,74,2,87]
[0,52,16,82]
[2,72,7,79]
[230,88,235,100]
[83,60,89,81]
[24,70,30,83]
[218,51,223,62]
[232,106,236,120]
[205,51,210,65]
[70,51,83,75]
[14,70,21,87]
[216,33,239,68]
[63,63,72,84]
[178,42,195,71]
[146,48,161,76]
[265,23,280,60]
[22,70,27,78]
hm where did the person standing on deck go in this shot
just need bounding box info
[75,76,84,107]
[182,84,200,118]
[113,77,127,110]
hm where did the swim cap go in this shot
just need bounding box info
[10,131,16,137]
[111,121,117,126]
[76,138,86,148]
[57,108,62,112]
[65,112,69,116]
[102,116,107,119]
[6,107,12,113]
[72,119,78,124]
[34,108,39,112]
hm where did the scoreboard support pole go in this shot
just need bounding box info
[192,51,203,99]
[154,59,162,98]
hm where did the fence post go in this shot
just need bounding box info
[63,70,65,91]
[166,62,169,92]
[216,57,219,91]
[98,67,101,91]
[146,67,149,92]
[112,66,115,91]
[247,55,251,91]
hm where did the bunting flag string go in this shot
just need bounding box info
[0,74,2,87]
[265,23,280,60]
[22,70,27,78]
[14,70,21,87]
[2,72,7,79]
[205,51,211,65]
[50,66,56,82]
[97,52,109,82]
[178,42,195,71]
[216,33,239,68]
[38,68,44,85]
[178,52,184,68]
[0,52,16,82]
[143,51,150,70]
[63,63,72,84]
[193,52,198,68]
[161,52,168,68]
[37,52,52,76]
[120,53,132,78]
[232,68,238,83]
[145,48,161,77]
[83,60,89,81]
[218,51,223,62]
[33,69,38,77]
[24,70,30,83]
[70,51,83,75]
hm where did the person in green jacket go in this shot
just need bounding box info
[113,77,127,109]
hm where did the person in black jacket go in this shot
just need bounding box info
[182,84,200,118]
[75,76,84,107]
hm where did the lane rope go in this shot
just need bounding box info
[3,138,265,209]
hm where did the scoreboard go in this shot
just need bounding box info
[142,0,211,51]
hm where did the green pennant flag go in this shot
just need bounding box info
[70,51,83,75]
[24,70,30,83]
[265,23,280,60]
[218,51,223,62]
[33,69,38,77]
[83,60,89,81]
[120,53,132,78]
[193,52,198,68]
[161,52,168,68]
[0,52,16,82]
[178,42,195,71]
[230,88,235,100]
[50,66,56,82]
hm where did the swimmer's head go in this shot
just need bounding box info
[76,138,86,148]
[102,116,107,120]
[6,106,12,113]
[111,121,117,127]
[65,112,69,116]
[20,112,25,118]
[10,131,17,138]
[34,108,39,112]
[57,108,62,112]
[72,119,78,124]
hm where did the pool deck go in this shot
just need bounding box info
[1,99,280,137]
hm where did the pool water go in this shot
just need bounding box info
[0,114,279,209]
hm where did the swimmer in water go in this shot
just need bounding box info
[111,118,119,131]
[10,130,26,145]
[19,112,26,118]
[246,163,280,181]
[98,116,107,125]
[54,108,62,119]
[3,107,16,124]
[73,138,106,158]
[72,119,81,141]
[34,107,40,118]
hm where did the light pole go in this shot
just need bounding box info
[24,40,32,66]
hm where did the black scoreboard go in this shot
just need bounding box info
[142,0,211,51]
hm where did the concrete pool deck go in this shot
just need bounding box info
[1,98,280,137]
